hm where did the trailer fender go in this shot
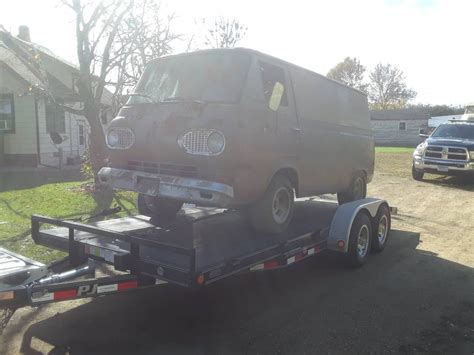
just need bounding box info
[327,198,389,253]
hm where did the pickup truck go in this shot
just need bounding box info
[412,118,474,180]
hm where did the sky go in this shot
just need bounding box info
[0,0,472,106]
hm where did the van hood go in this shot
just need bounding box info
[106,102,238,174]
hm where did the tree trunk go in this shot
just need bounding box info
[84,107,107,184]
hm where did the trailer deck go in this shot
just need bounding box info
[0,198,391,310]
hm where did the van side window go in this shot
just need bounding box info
[259,61,288,108]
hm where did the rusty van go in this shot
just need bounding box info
[98,48,374,234]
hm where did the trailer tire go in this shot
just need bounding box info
[346,212,372,267]
[337,172,367,205]
[371,204,391,253]
[137,194,183,219]
[249,174,294,234]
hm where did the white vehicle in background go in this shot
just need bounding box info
[462,102,474,121]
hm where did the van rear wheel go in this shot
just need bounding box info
[337,173,367,205]
[137,194,183,219]
[249,175,295,234]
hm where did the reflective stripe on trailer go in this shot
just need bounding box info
[249,245,322,271]
[31,280,138,303]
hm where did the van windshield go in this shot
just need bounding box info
[128,52,250,105]
[431,124,474,140]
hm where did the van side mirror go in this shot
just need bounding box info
[269,82,285,111]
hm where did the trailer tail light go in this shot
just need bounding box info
[0,291,14,301]
[337,240,345,249]
[196,275,205,285]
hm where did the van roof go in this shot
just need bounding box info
[148,48,368,97]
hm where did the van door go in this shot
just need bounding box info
[258,60,301,178]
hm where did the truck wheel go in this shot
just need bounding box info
[249,174,295,234]
[337,173,367,205]
[412,164,424,181]
[137,194,183,219]
[346,212,372,267]
[371,204,390,253]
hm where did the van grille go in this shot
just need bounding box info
[126,161,198,178]
[180,130,213,155]
[424,146,468,161]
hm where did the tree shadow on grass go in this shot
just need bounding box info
[0,170,84,193]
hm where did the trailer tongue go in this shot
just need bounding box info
[0,198,392,313]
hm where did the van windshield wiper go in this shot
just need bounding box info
[127,93,156,103]
[162,97,206,105]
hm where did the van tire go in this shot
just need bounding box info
[412,164,424,181]
[337,172,367,205]
[249,175,295,234]
[137,194,183,219]
[345,212,372,267]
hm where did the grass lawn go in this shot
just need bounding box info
[375,146,415,153]
[0,180,137,264]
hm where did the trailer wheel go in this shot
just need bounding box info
[337,172,367,205]
[249,174,295,234]
[346,212,372,267]
[412,164,424,181]
[137,194,183,219]
[371,204,391,253]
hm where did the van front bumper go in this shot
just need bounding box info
[98,167,235,207]
[413,156,474,173]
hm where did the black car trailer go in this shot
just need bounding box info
[0,197,391,312]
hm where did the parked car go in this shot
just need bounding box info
[98,48,374,233]
[413,115,474,180]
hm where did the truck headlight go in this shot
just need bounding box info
[414,142,426,157]
[106,127,134,149]
[469,151,474,160]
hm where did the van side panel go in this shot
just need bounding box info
[289,67,374,196]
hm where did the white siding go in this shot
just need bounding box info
[3,95,37,155]
[371,119,427,146]
[38,99,90,167]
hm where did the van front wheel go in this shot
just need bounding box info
[337,173,367,205]
[249,175,295,234]
[137,194,183,219]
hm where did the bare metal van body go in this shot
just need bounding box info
[99,48,373,231]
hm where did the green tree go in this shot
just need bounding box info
[327,57,367,92]
[368,63,416,110]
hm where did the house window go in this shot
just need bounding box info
[399,122,406,131]
[259,61,288,108]
[78,124,85,146]
[45,100,66,133]
[0,94,15,133]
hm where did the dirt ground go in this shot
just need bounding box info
[1,153,473,354]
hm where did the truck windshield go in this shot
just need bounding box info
[465,106,474,114]
[128,52,250,105]
[431,124,474,140]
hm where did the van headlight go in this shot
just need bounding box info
[106,127,135,149]
[207,131,225,154]
[178,129,226,156]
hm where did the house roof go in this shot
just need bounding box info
[0,26,112,106]
[370,108,430,121]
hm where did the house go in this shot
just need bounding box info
[0,25,113,168]
[370,108,430,146]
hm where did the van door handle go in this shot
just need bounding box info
[291,127,302,133]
